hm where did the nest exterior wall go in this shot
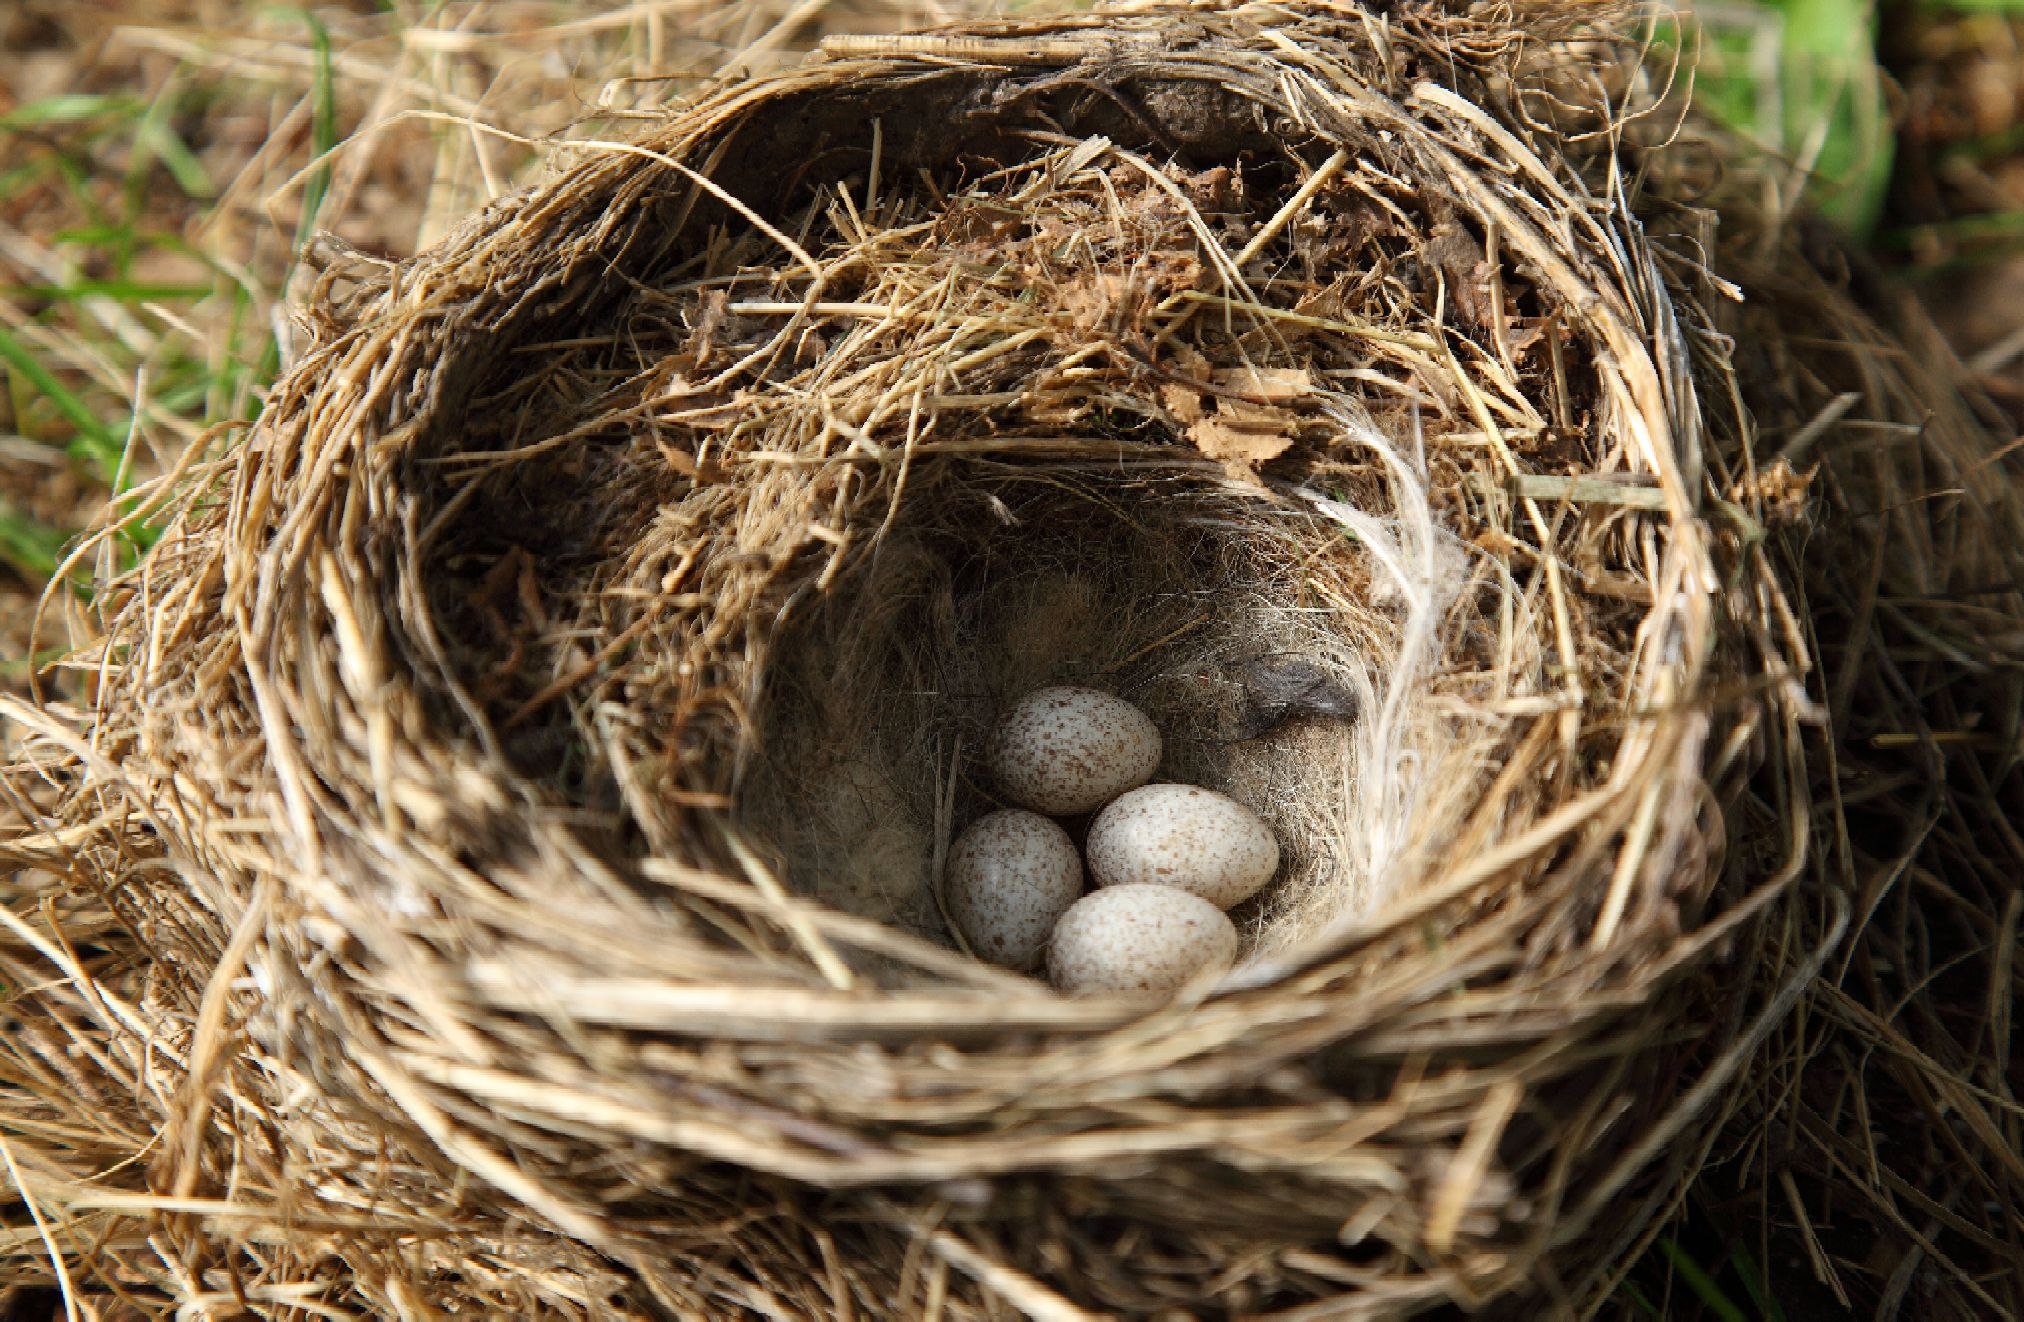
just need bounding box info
[3,3,2017,1318]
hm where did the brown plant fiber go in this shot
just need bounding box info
[3,2,2020,1317]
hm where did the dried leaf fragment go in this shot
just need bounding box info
[1187,412,1294,465]
[1184,367,1312,471]
[1159,381,1206,424]
[1211,366,1313,402]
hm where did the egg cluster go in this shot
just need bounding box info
[946,686,1280,995]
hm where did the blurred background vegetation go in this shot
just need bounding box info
[0,1,2018,1317]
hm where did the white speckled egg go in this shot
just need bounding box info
[1086,783,1280,910]
[946,810,1084,971]
[1047,884,1238,995]
[989,686,1161,816]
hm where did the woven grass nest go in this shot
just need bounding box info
[5,1,2022,1317]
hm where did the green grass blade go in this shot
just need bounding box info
[1728,1242,1788,1322]
[0,644,72,682]
[1658,1240,1750,1322]
[0,94,137,130]
[1780,0,1894,234]
[295,9,339,257]
[1619,1278,1663,1318]
[1,282,216,301]
[250,7,339,389]
[1878,210,2024,268]
[137,113,216,199]
[0,501,75,582]
[0,325,124,473]
[50,224,138,247]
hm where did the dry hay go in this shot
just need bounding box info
[1,1,2018,1317]
[1659,207,2024,1315]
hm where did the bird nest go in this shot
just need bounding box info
[4,2,2017,1317]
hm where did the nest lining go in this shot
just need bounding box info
[738,453,1475,971]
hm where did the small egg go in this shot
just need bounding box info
[1047,884,1238,995]
[989,686,1161,816]
[1086,783,1279,910]
[946,809,1084,971]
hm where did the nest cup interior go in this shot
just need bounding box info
[737,458,1416,974]
[405,76,1537,991]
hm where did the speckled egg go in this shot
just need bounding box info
[946,809,1084,971]
[1086,783,1280,910]
[1047,884,1238,995]
[989,686,1161,816]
